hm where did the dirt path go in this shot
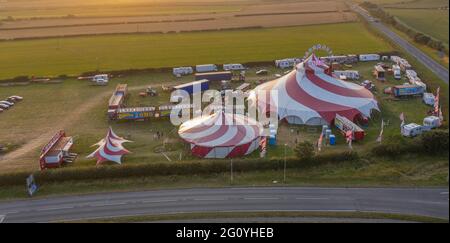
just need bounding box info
[0,82,175,171]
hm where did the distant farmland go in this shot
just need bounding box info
[386,9,449,45]
[0,23,392,80]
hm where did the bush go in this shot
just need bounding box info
[294,141,315,161]
[419,130,449,154]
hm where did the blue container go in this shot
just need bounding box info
[329,135,336,145]
[268,135,277,146]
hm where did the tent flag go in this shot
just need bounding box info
[346,130,353,150]
[434,87,440,115]
[376,120,384,143]
[259,137,267,158]
[87,127,131,165]
[399,112,405,127]
[317,133,323,152]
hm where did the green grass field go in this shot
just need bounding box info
[387,8,449,45]
[0,23,392,80]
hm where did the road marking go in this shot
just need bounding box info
[0,215,5,223]
[89,202,128,207]
[37,206,74,211]
[296,197,329,200]
[244,197,279,200]
[141,199,178,204]
[193,198,226,201]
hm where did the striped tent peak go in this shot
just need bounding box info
[179,111,263,147]
[87,127,132,165]
[249,54,379,124]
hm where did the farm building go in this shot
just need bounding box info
[39,130,76,170]
[178,111,263,158]
[248,54,379,126]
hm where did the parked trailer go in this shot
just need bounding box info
[320,55,358,64]
[392,85,424,97]
[195,71,232,82]
[92,74,109,85]
[196,64,218,73]
[422,93,435,106]
[333,70,360,80]
[108,84,128,110]
[113,104,194,121]
[173,67,193,76]
[392,65,401,80]
[374,65,386,81]
[275,58,301,69]
[359,54,380,62]
[401,123,427,137]
[223,64,245,71]
[334,114,365,141]
[174,79,210,94]
[39,130,76,170]
[235,83,251,92]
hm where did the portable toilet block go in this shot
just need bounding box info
[329,135,336,145]
[268,135,277,146]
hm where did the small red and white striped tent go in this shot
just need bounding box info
[249,54,379,125]
[178,111,263,158]
[87,127,131,165]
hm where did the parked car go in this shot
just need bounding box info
[8,96,23,102]
[0,104,9,109]
[0,100,14,106]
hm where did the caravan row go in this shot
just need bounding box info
[173,64,246,76]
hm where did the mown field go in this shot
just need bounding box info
[386,8,449,45]
[0,23,391,80]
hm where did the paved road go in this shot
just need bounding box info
[351,4,449,84]
[0,187,448,223]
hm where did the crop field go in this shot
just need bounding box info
[386,8,449,45]
[0,0,355,40]
[0,23,391,80]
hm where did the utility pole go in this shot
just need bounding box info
[230,158,233,185]
[283,144,287,184]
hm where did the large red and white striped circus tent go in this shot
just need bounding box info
[87,127,131,165]
[248,54,379,125]
[178,111,263,158]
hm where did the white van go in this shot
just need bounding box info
[223,64,245,71]
[92,74,109,85]
[196,64,218,73]
[423,116,441,129]
[392,65,401,80]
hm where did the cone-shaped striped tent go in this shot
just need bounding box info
[87,127,131,165]
[178,111,263,158]
[248,54,379,125]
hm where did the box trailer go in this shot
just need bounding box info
[333,70,360,80]
[392,85,424,97]
[359,54,380,62]
[275,58,300,69]
[223,64,245,71]
[116,107,156,121]
[422,93,435,106]
[173,67,193,76]
[195,71,232,82]
[196,64,218,73]
[401,123,425,137]
[334,114,365,141]
[392,65,401,80]
[174,79,209,94]
[423,116,441,129]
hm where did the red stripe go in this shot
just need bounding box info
[191,145,213,158]
[305,71,373,99]
[195,122,229,144]
[285,71,361,124]
[227,142,252,158]
[220,125,247,147]
[181,113,221,134]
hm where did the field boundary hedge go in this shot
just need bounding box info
[0,151,359,187]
